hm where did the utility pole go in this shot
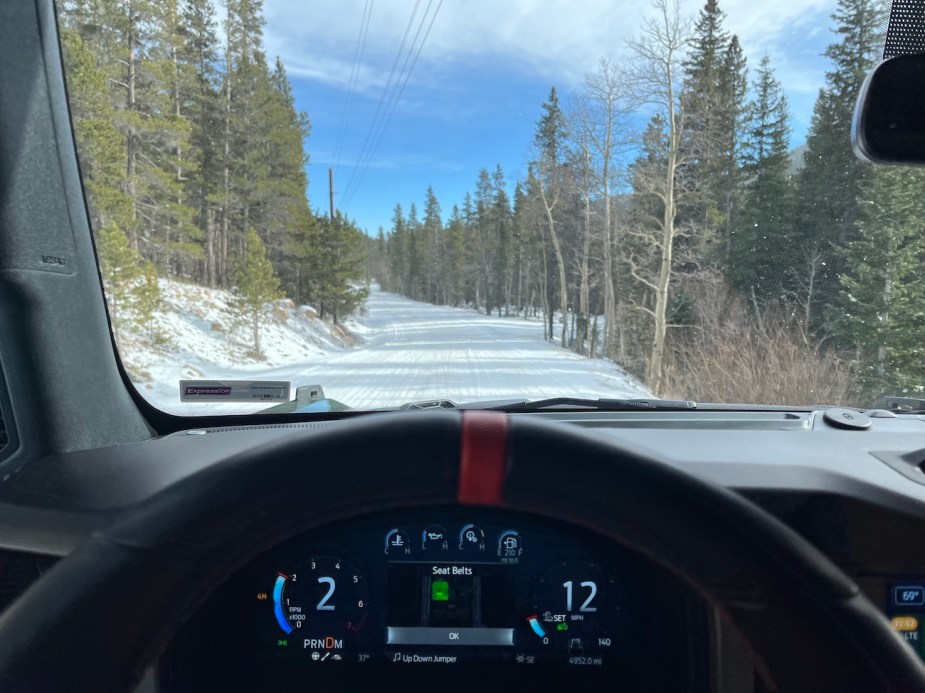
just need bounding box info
[329,168,335,222]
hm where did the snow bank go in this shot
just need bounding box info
[117,278,358,412]
[117,279,651,415]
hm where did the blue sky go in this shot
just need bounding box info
[263,0,838,235]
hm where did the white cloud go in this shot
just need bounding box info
[263,0,836,91]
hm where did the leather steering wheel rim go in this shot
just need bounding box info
[0,411,922,691]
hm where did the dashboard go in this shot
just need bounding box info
[4,411,925,690]
[158,508,707,691]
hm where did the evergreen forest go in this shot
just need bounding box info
[58,0,925,404]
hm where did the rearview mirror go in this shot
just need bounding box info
[852,53,925,165]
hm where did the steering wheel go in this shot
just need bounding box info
[0,411,922,691]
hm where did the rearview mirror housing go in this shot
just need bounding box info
[852,53,925,165]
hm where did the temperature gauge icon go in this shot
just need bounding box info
[385,529,411,555]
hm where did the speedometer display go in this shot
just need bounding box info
[164,509,704,690]
[529,560,617,663]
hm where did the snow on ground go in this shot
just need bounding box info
[122,279,650,415]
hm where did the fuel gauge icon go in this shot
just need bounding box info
[497,530,522,559]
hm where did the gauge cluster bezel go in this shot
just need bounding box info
[159,506,708,691]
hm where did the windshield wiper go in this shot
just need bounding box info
[873,395,925,415]
[470,397,697,412]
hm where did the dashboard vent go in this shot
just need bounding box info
[872,448,925,486]
[202,421,332,434]
[165,421,333,438]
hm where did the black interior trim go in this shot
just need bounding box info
[0,412,922,691]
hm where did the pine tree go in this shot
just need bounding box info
[97,223,143,330]
[793,0,885,331]
[471,169,497,312]
[148,0,200,276]
[680,0,747,262]
[387,204,409,295]
[422,186,442,303]
[218,0,267,287]
[133,261,164,341]
[82,0,197,267]
[406,203,425,301]
[180,0,223,285]
[729,55,796,303]
[444,206,466,306]
[59,25,133,240]
[258,58,313,298]
[230,228,282,355]
[309,212,369,325]
[491,166,514,316]
[840,167,925,396]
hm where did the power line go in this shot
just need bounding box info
[342,0,443,211]
[341,0,444,211]
[342,0,439,209]
[332,0,374,171]
[340,0,422,205]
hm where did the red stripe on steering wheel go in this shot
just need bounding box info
[458,411,509,505]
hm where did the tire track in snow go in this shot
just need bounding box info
[283,289,650,409]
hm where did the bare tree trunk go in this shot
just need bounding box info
[516,244,524,315]
[603,195,615,357]
[647,119,680,396]
[171,28,183,275]
[580,58,623,358]
[206,208,215,285]
[626,0,690,396]
[578,174,591,355]
[590,314,599,357]
[126,10,138,252]
[540,252,550,341]
[538,186,568,348]
[220,6,233,288]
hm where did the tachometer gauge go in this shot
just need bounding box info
[272,553,370,655]
[528,560,616,664]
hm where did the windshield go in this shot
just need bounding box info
[56,0,912,414]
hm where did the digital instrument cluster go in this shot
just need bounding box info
[162,509,704,689]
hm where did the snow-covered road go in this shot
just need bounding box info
[262,290,649,409]
[139,286,649,413]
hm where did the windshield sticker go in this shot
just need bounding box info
[180,380,291,403]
